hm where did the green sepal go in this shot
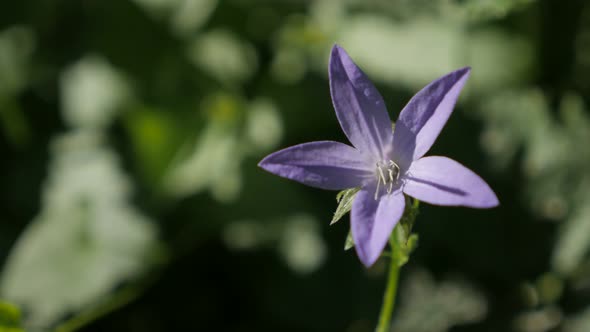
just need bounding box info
[344,229,354,251]
[389,196,420,267]
[331,187,360,225]
[400,196,420,236]
[390,225,419,267]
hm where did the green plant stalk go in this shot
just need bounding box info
[53,282,144,332]
[375,237,400,332]
[375,198,420,332]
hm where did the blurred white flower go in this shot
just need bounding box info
[391,269,487,332]
[0,132,158,328]
[279,215,327,275]
[60,56,131,129]
[187,30,258,85]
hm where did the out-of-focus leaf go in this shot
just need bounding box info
[187,30,257,85]
[513,306,562,332]
[224,215,327,274]
[163,117,241,202]
[163,93,282,202]
[331,187,360,225]
[279,215,327,274]
[560,93,590,162]
[0,26,34,146]
[564,306,590,332]
[0,26,34,97]
[131,0,217,37]
[336,16,533,92]
[0,98,29,147]
[458,0,537,22]
[552,201,590,275]
[481,90,590,274]
[223,220,271,251]
[244,98,283,152]
[171,0,218,37]
[478,89,551,170]
[60,56,131,129]
[0,133,160,329]
[467,28,535,91]
[162,93,243,201]
[130,0,179,16]
[0,301,22,329]
[479,88,590,281]
[478,89,575,219]
[535,273,564,305]
[270,47,308,84]
[125,106,183,188]
[338,16,460,89]
[391,269,487,332]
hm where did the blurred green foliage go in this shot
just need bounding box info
[0,0,590,331]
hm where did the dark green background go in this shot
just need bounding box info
[1,1,589,331]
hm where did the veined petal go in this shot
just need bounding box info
[403,156,499,208]
[258,141,372,190]
[393,67,471,164]
[351,188,405,267]
[329,45,393,159]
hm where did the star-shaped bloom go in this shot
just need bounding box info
[259,45,499,267]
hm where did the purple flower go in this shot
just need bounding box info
[259,45,499,267]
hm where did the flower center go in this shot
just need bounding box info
[374,160,400,199]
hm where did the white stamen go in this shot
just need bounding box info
[374,160,401,199]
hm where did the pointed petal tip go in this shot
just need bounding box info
[480,192,500,209]
[465,182,500,209]
[257,154,272,170]
[331,44,345,56]
[329,44,354,70]
[256,141,372,190]
[403,156,500,209]
[456,66,472,78]
[355,242,380,268]
[361,253,379,268]
[329,45,345,71]
[329,44,393,158]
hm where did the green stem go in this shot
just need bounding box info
[375,238,400,332]
[53,274,156,332]
[53,286,140,332]
[375,198,420,332]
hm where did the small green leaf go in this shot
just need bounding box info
[406,234,419,253]
[344,229,354,250]
[331,187,360,225]
[0,301,24,331]
[390,198,420,267]
[391,225,419,268]
[400,197,420,237]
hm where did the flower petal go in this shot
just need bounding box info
[351,188,405,267]
[329,45,393,159]
[403,156,499,208]
[393,67,471,164]
[258,141,372,190]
